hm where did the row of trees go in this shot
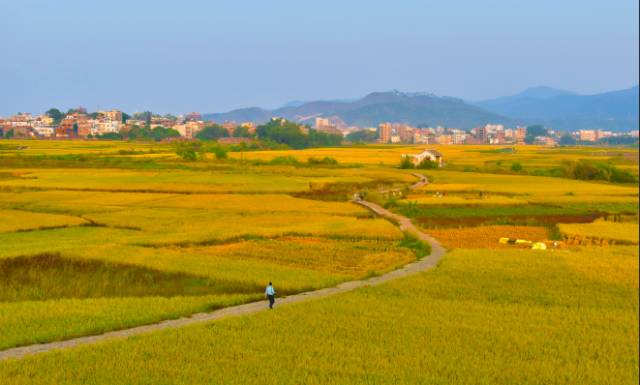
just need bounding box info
[254,119,342,149]
[559,134,638,146]
[94,126,180,141]
[45,108,131,125]
[94,119,343,149]
[195,124,252,141]
[556,160,637,183]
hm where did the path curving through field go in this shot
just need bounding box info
[0,173,445,362]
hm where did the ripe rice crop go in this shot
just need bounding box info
[84,209,401,244]
[415,170,638,200]
[0,140,637,373]
[188,236,415,276]
[1,246,635,384]
[559,219,639,244]
[0,294,257,350]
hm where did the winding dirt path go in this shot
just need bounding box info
[0,173,445,362]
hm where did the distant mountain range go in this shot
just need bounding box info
[203,86,639,131]
[204,90,510,130]
[475,86,639,131]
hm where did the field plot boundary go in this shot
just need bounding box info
[0,174,445,362]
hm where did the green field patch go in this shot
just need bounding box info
[0,253,261,302]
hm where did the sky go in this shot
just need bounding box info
[1,0,638,115]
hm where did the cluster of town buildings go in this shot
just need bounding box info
[1,108,637,145]
[313,117,637,145]
[377,123,546,145]
[373,122,637,145]
[0,109,257,140]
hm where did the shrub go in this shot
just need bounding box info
[307,157,338,166]
[511,162,523,172]
[269,156,301,166]
[398,233,431,260]
[175,143,200,161]
[204,145,228,160]
[97,133,124,140]
[399,156,415,169]
[417,159,438,169]
[559,160,637,184]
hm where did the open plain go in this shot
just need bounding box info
[0,140,637,384]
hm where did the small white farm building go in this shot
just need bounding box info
[402,150,444,167]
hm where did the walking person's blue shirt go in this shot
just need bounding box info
[265,285,275,296]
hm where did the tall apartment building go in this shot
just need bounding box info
[451,130,467,144]
[378,122,392,143]
[394,124,415,143]
[474,126,488,143]
[515,126,527,144]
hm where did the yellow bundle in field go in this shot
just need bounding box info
[498,237,539,248]
[532,242,547,250]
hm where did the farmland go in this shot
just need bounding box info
[0,247,636,384]
[0,140,637,384]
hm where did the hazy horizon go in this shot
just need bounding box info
[2,0,638,116]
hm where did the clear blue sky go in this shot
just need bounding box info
[1,0,638,115]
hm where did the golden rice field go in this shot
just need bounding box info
[414,170,638,201]
[0,246,636,384]
[0,142,422,348]
[228,144,638,175]
[559,219,639,244]
[0,209,87,232]
[0,140,637,384]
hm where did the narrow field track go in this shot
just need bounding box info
[0,173,445,362]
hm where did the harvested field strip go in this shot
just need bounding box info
[398,204,599,218]
[414,213,602,228]
[0,209,88,233]
[427,225,550,249]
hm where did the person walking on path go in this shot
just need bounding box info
[265,282,276,309]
